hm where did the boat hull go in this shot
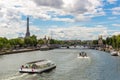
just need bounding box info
[19,65,56,73]
[111,51,118,56]
[111,53,118,56]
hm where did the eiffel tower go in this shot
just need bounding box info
[25,17,30,37]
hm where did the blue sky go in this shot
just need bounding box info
[0,0,120,40]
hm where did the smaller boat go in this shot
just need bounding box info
[19,60,56,73]
[110,51,118,56]
[78,52,89,58]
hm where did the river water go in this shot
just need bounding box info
[0,47,120,80]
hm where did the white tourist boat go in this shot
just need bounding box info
[19,60,56,73]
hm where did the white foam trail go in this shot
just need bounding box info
[32,74,37,77]
[14,72,20,75]
[21,73,37,79]
[2,73,28,80]
[77,55,90,59]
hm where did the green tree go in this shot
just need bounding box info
[38,39,44,45]
[24,35,37,47]
[0,42,3,50]
[111,35,116,48]
[0,37,9,50]
[116,35,120,49]
[92,40,98,45]
[9,38,24,49]
[24,37,31,47]
[30,35,37,46]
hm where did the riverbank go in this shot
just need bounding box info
[0,44,60,55]
[92,47,120,56]
[0,48,40,55]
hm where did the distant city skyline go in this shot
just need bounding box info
[0,0,120,40]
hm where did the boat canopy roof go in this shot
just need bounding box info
[26,60,52,66]
[35,60,51,65]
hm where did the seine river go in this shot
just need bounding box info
[0,47,120,80]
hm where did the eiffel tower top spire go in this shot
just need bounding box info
[25,16,30,37]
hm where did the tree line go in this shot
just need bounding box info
[88,35,120,49]
[105,35,120,49]
[0,35,64,51]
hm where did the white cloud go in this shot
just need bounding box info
[107,0,117,4]
[0,0,105,22]
[0,19,40,38]
[47,26,108,40]
[0,0,106,39]
[33,0,63,8]
[108,17,117,20]
[52,18,74,22]
[112,7,120,15]
[112,32,120,35]
[112,24,120,27]
[31,0,105,21]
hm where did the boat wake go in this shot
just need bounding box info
[77,54,90,59]
[77,56,90,59]
[2,73,28,80]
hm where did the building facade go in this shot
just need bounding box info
[98,35,103,47]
